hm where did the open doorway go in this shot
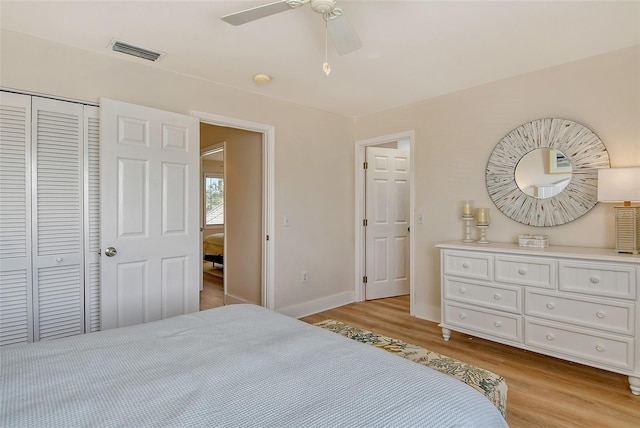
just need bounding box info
[193,111,275,312]
[200,143,225,310]
[199,123,262,310]
[355,131,415,314]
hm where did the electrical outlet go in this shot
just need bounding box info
[301,270,309,284]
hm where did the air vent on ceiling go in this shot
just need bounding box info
[109,39,166,62]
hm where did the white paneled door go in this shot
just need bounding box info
[365,147,410,300]
[100,99,200,330]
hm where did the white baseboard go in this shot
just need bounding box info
[412,301,440,323]
[277,291,355,319]
[224,293,252,305]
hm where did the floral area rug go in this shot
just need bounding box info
[315,320,507,418]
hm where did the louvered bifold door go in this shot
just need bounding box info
[0,92,34,345]
[32,97,85,341]
[84,105,101,332]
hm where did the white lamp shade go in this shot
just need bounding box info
[597,167,640,202]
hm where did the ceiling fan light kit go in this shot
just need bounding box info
[222,0,361,75]
[310,0,337,14]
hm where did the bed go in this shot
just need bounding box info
[203,232,224,266]
[1,304,508,427]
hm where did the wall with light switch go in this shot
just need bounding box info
[2,29,637,321]
[355,45,640,321]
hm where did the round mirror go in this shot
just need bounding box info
[486,118,610,227]
[515,148,572,198]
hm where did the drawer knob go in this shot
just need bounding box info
[546,302,555,310]
[56,257,63,263]
[596,311,606,319]
[493,293,502,301]
[518,268,527,275]
[493,321,502,328]
[545,333,555,341]
[458,287,466,294]
[459,313,467,320]
[590,276,600,284]
[595,345,605,352]
[462,262,470,269]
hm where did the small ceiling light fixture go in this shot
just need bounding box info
[253,73,272,84]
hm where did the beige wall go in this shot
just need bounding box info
[200,124,262,305]
[0,30,355,315]
[2,30,638,321]
[201,159,224,175]
[354,45,640,320]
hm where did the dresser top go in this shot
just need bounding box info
[436,241,640,264]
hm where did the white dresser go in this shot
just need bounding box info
[436,241,640,394]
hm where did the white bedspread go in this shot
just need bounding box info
[1,304,508,427]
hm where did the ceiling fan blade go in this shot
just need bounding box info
[326,12,362,55]
[222,1,294,26]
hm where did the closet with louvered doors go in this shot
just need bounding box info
[0,91,100,346]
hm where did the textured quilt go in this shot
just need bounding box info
[1,304,508,427]
[315,319,507,418]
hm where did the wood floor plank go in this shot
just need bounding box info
[200,272,223,310]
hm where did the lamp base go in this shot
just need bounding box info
[614,206,640,255]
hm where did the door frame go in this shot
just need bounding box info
[200,142,225,298]
[354,130,415,313]
[191,110,275,310]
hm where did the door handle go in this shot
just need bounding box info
[105,247,118,257]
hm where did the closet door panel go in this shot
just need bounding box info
[0,92,33,345]
[32,97,84,341]
[84,106,101,332]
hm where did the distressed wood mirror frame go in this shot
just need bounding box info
[486,118,610,227]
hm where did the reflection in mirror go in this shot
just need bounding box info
[487,118,610,227]
[515,148,572,198]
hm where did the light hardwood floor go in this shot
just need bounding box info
[301,296,640,428]
[200,270,223,310]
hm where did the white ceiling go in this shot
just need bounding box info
[1,1,638,117]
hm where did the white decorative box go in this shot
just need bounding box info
[518,234,549,248]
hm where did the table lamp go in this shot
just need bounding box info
[597,167,640,254]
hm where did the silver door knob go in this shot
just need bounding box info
[105,247,118,257]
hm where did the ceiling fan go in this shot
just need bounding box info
[221,0,362,56]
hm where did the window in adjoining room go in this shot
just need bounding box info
[204,173,224,225]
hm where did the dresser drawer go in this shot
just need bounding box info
[442,250,493,281]
[525,319,634,371]
[443,302,522,342]
[559,261,637,300]
[526,290,635,335]
[495,255,556,289]
[444,277,521,313]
